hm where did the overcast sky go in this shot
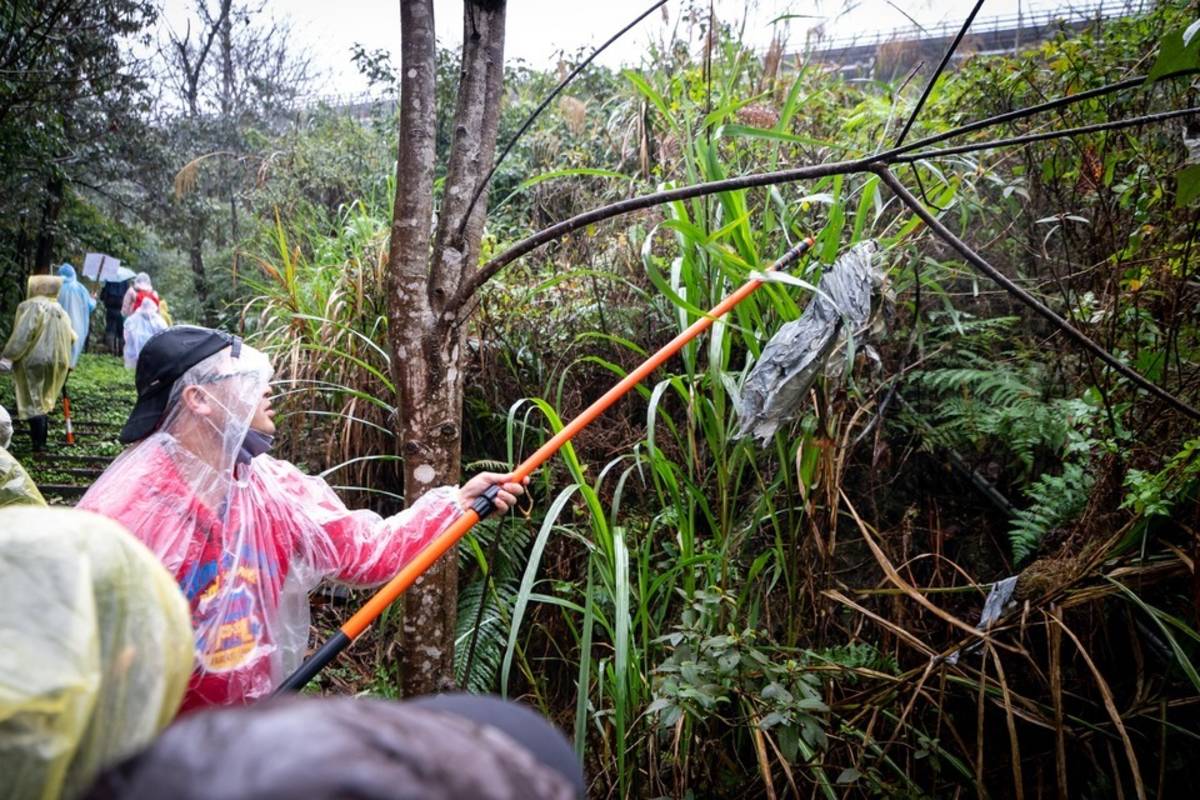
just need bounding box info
[154,1,1115,97]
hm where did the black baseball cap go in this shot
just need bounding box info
[119,326,242,443]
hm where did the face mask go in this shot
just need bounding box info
[237,429,274,465]
[184,381,268,466]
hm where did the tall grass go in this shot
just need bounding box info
[240,194,399,499]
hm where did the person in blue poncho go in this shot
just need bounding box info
[57,263,96,368]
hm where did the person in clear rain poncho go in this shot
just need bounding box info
[0,507,194,800]
[78,326,526,711]
[1,275,75,451]
[122,298,168,370]
[57,263,96,368]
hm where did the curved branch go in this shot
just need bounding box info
[891,75,1147,157]
[466,76,1166,302]
[874,165,1200,421]
[893,105,1200,164]
[457,156,871,302]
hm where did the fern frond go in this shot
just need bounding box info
[454,577,519,692]
[1008,462,1094,563]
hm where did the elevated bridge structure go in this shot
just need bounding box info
[802,1,1145,80]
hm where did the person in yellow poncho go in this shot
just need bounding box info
[0,275,75,451]
[0,507,194,800]
[0,403,45,506]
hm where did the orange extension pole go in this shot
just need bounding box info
[275,236,814,693]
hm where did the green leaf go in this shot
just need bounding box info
[700,94,767,130]
[777,725,800,762]
[759,710,787,729]
[1187,19,1200,46]
[1177,164,1200,208]
[1147,25,1200,83]
[836,768,862,785]
[645,697,673,715]
[623,69,672,125]
[500,484,578,696]
[761,681,793,703]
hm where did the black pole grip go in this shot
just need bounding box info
[273,630,352,695]
[471,483,501,520]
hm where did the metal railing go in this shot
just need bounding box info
[806,0,1145,54]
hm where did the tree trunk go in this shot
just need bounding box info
[189,218,210,317]
[219,8,240,244]
[388,0,507,697]
[33,173,65,274]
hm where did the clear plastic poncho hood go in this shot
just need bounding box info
[2,277,75,419]
[0,444,45,507]
[0,507,193,800]
[78,342,462,709]
[58,264,96,368]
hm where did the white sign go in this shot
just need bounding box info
[82,253,121,282]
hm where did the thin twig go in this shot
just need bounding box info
[894,0,985,147]
[893,74,1148,158]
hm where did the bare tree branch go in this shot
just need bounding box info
[892,75,1147,157]
[168,0,232,116]
[873,164,1200,420]
[460,157,869,301]
[893,105,1200,164]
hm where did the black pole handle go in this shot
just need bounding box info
[273,630,352,695]
[471,483,501,520]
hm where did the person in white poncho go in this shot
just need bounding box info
[123,297,168,370]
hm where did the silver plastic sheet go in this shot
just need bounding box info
[945,575,1019,665]
[736,240,882,443]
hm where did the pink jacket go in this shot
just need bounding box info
[79,436,461,711]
